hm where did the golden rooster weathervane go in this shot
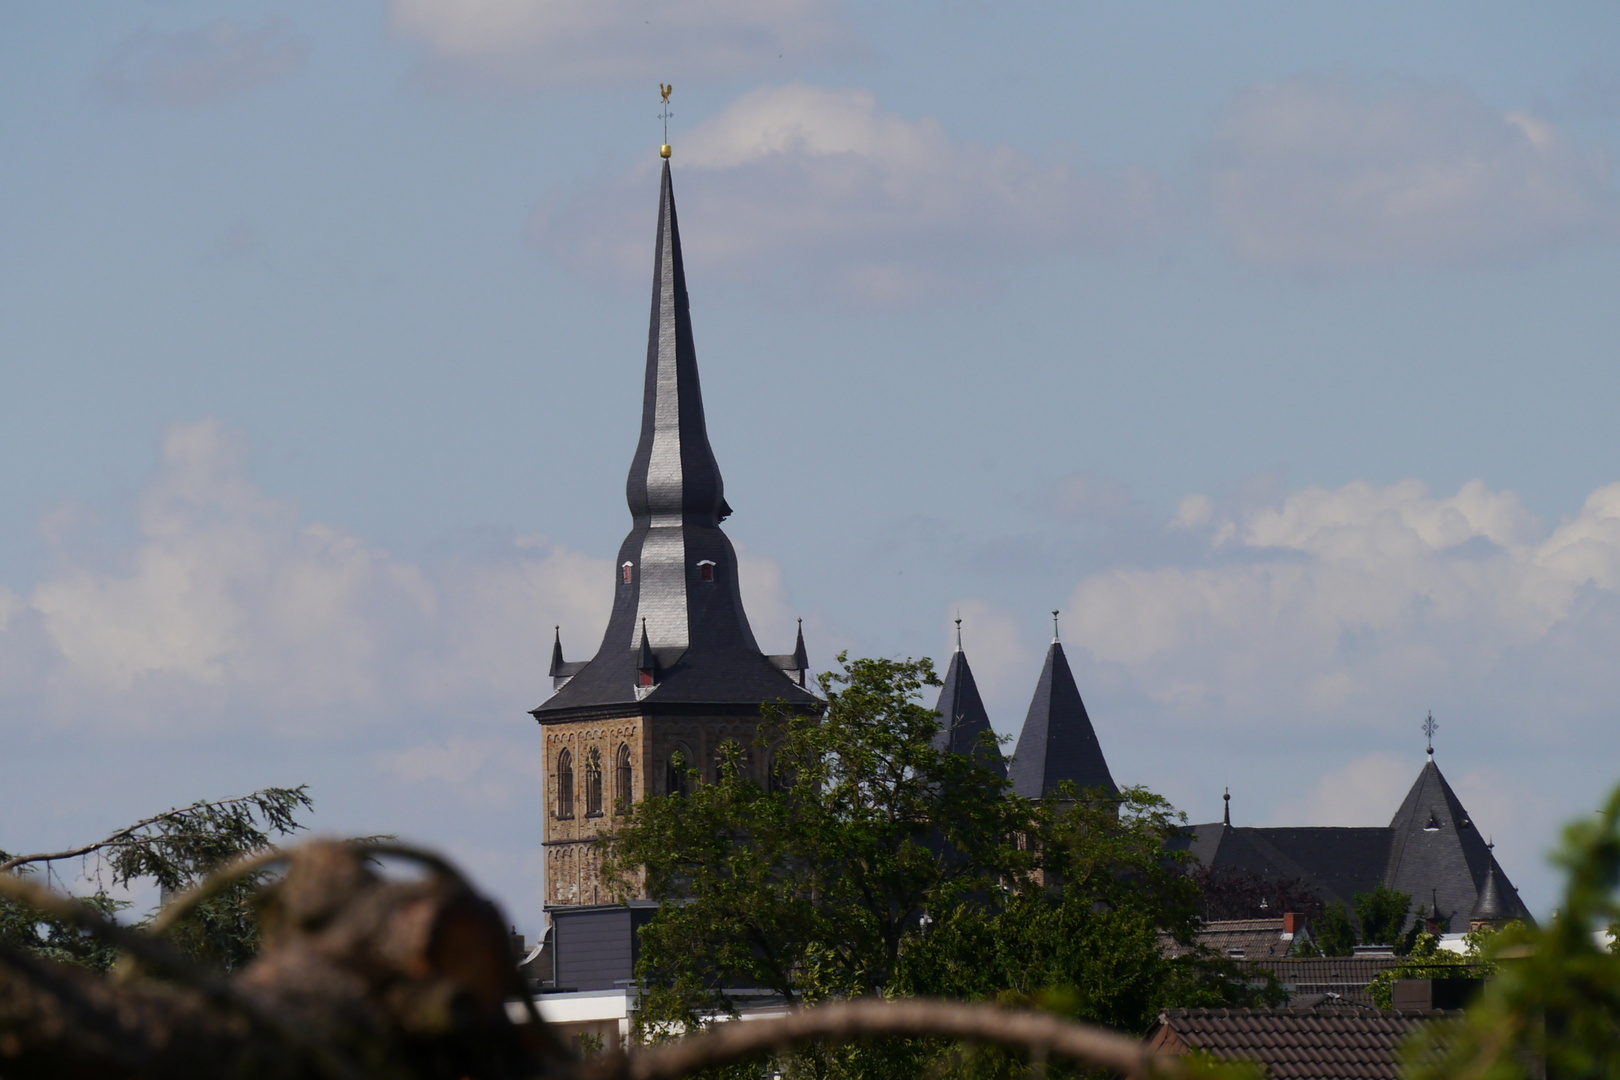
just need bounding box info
[659,84,673,158]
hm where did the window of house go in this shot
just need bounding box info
[615,744,633,812]
[639,668,654,688]
[585,748,604,817]
[697,560,715,582]
[622,562,633,584]
[556,749,575,820]
[666,744,690,796]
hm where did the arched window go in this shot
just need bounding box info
[766,750,787,794]
[622,562,633,584]
[584,748,604,817]
[615,743,633,812]
[555,749,575,820]
[666,744,690,796]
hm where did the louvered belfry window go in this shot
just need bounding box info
[615,744,633,812]
[585,748,604,817]
[556,749,575,820]
[666,744,690,796]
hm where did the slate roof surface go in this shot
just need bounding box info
[1384,758,1532,930]
[1008,642,1116,799]
[534,161,818,720]
[933,647,1006,777]
[1148,1007,1448,1080]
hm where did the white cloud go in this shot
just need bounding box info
[531,83,1164,304]
[1268,752,1413,827]
[387,0,852,90]
[1204,75,1619,269]
[8,420,610,734]
[1067,477,1620,728]
[98,18,310,107]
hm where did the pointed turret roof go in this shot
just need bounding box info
[1384,756,1530,931]
[933,623,1006,777]
[534,160,819,719]
[1008,632,1116,800]
[1471,851,1512,924]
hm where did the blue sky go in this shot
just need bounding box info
[4,2,1620,930]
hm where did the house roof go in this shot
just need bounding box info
[1008,640,1116,799]
[533,162,819,721]
[933,632,1006,777]
[1147,1007,1449,1080]
[1161,918,1294,962]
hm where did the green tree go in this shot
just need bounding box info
[0,786,313,971]
[603,653,1266,1076]
[1367,927,1496,1009]
[1300,902,1358,956]
[1354,884,1412,949]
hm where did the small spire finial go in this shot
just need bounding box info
[954,614,963,653]
[659,84,674,157]
[1223,787,1231,827]
[1423,711,1438,756]
[1052,610,1060,643]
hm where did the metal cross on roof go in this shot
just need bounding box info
[659,84,674,146]
[1423,711,1438,756]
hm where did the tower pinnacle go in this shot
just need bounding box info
[533,158,818,718]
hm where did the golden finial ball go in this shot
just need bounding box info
[660,144,672,158]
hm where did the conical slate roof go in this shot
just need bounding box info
[534,161,819,719]
[933,634,1005,777]
[1384,757,1529,931]
[1471,854,1512,923]
[1008,641,1116,799]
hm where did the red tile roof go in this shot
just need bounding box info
[1147,1007,1451,1080]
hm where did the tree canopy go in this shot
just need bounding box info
[604,653,1268,1069]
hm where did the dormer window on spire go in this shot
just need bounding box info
[697,559,715,582]
[622,562,634,584]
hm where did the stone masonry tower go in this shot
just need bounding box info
[532,158,819,906]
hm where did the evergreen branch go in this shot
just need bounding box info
[0,786,312,875]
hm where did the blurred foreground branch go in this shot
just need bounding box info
[0,838,1189,1080]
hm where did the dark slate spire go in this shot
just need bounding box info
[534,161,819,718]
[1008,618,1116,799]
[932,619,1006,777]
[1384,757,1530,931]
[1471,847,1513,928]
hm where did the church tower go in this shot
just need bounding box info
[533,158,820,906]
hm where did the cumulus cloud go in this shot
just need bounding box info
[98,18,310,107]
[6,420,610,733]
[531,83,1164,304]
[1267,752,1414,827]
[1067,476,1620,729]
[1205,75,1619,269]
[387,0,852,90]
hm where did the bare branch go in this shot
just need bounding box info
[586,998,1179,1080]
